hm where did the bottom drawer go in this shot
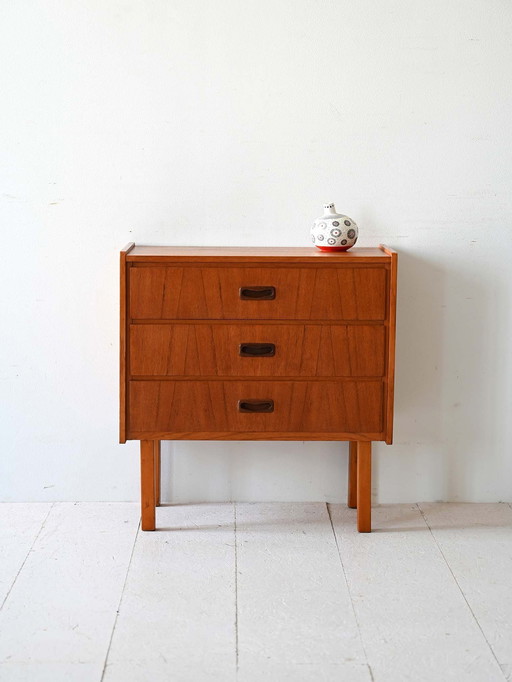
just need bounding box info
[128,380,384,437]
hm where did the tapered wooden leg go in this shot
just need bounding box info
[154,440,161,507]
[347,442,358,508]
[356,441,372,533]
[140,440,155,531]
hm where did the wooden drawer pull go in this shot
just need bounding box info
[239,343,276,357]
[238,399,274,413]
[239,286,276,300]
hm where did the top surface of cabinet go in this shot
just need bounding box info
[126,245,391,263]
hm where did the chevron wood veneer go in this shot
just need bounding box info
[120,245,398,533]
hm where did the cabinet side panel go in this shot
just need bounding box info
[120,243,135,443]
[385,250,398,444]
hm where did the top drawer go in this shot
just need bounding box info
[129,266,387,320]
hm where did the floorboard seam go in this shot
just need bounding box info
[417,503,507,680]
[234,502,239,678]
[100,518,140,682]
[326,503,375,682]
[0,502,55,612]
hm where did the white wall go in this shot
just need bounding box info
[1,0,511,504]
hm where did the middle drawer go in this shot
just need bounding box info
[129,323,385,377]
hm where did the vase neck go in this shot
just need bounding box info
[323,203,337,215]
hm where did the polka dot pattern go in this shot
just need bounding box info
[311,209,358,250]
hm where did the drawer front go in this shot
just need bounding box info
[129,266,387,320]
[128,380,384,435]
[129,323,386,377]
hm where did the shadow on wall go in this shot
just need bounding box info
[161,440,347,504]
[376,246,509,502]
[160,247,509,504]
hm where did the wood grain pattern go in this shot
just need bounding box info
[119,243,135,444]
[380,244,398,444]
[140,440,155,531]
[356,441,372,532]
[129,266,387,321]
[128,380,384,435]
[129,323,386,378]
[348,442,358,509]
[121,243,397,533]
[128,431,381,441]
[127,245,390,262]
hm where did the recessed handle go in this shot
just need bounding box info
[239,286,276,300]
[238,399,274,413]
[239,343,276,357]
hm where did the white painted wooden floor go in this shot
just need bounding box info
[0,503,511,681]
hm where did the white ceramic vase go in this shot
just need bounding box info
[311,203,358,251]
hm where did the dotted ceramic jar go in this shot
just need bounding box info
[311,203,358,251]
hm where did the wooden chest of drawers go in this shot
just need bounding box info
[120,244,397,532]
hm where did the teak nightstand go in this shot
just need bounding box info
[120,245,397,532]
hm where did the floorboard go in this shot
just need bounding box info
[102,503,236,682]
[328,503,506,682]
[235,502,371,681]
[420,502,512,681]
[0,503,139,682]
[1,502,511,682]
[0,503,52,609]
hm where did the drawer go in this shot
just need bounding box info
[129,323,386,377]
[129,266,387,320]
[128,380,384,435]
